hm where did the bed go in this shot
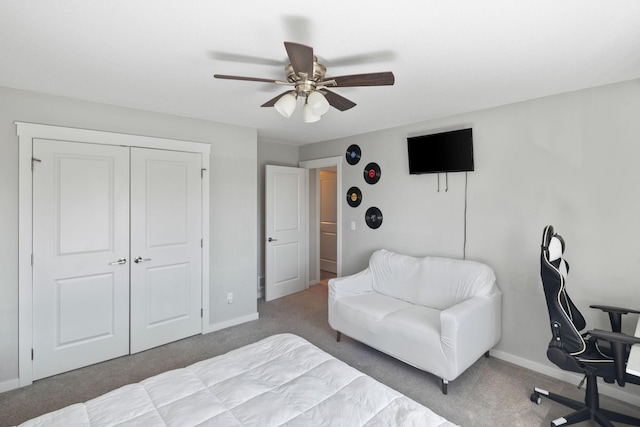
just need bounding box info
[17,333,456,426]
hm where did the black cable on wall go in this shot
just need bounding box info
[463,171,468,260]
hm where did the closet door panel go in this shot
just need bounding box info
[130,148,202,353]
[32,139,130,380]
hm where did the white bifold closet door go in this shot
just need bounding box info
[129,147,202,354]
[32,140,202,380]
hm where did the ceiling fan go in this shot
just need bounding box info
[213,41,395,123]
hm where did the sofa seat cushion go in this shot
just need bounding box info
[374,305,447,374]
[334,293,413,328]
[382,305,442,344]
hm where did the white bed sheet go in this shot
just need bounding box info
[18,333,457,426]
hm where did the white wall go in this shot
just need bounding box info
[300,78,640,401]
[0,86,258,388]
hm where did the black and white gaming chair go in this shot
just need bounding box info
[531,225,640,427]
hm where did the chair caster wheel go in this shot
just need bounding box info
[530,392,542,405]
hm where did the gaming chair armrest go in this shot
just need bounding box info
[589,329,640,346]
[590,329,640,385]
[589,305,640,334]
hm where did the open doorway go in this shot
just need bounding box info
[319,168,337,283]
[299,156,343,285]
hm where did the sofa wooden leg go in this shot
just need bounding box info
[336,331,341,342]
[485,350,490,358]
[441,379,448,395]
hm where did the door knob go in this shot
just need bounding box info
[134,256,151,263]
[108,258,127,265]
[267,237,278,242]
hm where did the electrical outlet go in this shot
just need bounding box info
[227,292,233,304]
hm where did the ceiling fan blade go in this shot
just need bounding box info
[261,90,295,107]
[284,41,314,76]
[214,74,279,84]
[323,71,395,87]
[322,89,356,111]
[328,50,397,67]
[209,51,283,67]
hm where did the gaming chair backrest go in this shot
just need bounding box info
[540,225,587,356]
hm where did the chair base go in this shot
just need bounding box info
[531,375,640,427]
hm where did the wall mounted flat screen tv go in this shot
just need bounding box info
[407,128,474,174]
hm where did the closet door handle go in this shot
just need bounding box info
[267,237,278,242]
[109,258,127,265]
[134,256,151,263]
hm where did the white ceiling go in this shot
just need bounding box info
[1,1,640,146]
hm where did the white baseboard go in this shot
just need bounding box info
[205,312,259,333]
[490,349,640,407]
[0,378,20,393]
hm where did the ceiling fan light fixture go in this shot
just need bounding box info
[303,103,321,123]
[274,92,298,118]
[307,90,330,116]
[214,42,395,122]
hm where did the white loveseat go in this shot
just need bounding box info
[328,249,502,394]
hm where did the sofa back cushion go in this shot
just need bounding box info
[369,249,497,310]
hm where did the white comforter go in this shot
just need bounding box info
[18,334,456,426]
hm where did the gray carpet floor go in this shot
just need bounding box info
[2,283,639,426]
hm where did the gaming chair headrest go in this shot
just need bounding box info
[542,225,565,262]
[548,235,565,262]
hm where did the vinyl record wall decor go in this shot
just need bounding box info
[346,145,363,210]
[346,186,362,207]
[365,206,383,229]
[363,162,381,185]
[345,144,361,165]
[345,144,384,230]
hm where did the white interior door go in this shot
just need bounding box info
[265,165,308,301]
[130,148,203,353]
[319,170,337,274]
[32,139,130,380]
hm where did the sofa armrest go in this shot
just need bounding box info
[328,268,373,302]
[440,292,502,377]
